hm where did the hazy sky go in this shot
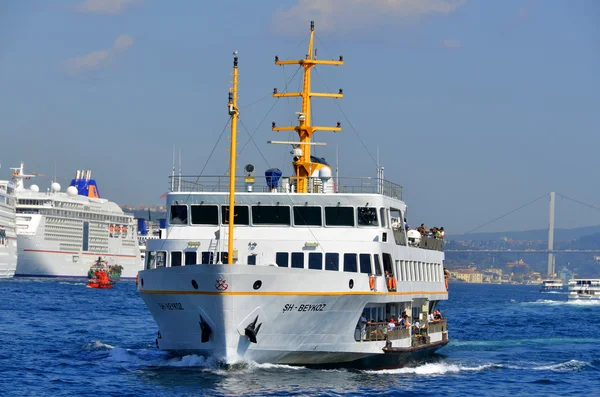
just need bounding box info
[1,0,599,234]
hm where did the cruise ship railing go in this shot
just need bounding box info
[169,175,402,200]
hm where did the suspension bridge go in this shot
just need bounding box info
[444,192,600,277]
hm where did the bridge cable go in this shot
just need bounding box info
[461,193,550,236]
[556,193,600,214]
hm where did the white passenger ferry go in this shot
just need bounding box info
[568,279,600,300]
[0,180,17,278]
[137,22,449,368]
[12,163,142,279]
[540,279,563,292]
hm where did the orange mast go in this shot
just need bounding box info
[272,21,343,193]
[227,52,239,264]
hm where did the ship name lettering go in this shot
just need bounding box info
[158,302,184,310]
[283,303,326,313]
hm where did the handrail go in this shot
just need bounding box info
[168,175,402,200]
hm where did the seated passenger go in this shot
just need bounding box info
[388,317,396,331]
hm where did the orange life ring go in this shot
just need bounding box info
[109,225,114,232]
[369,275,375,290]
[121,226,127,233]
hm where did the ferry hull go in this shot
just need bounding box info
[15,236,141,279]
[0,237,17,278]
[138,265,449,368]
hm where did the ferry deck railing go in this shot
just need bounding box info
[357,319,447,343]
[169,175,402,201]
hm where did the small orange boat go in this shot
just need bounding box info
[87,269,114,289]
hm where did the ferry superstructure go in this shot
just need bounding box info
[12,164,142,279]
[568,279,600,300]
[540,279,563,292]
[137,22,449,368]
[0,180,17,278]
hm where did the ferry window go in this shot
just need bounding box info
[170,205,188,225]
[276,252,289,267]
[191,205,218,225]
[146,251,156,269]
[157,251,166,268]
[248,255,256,265]
[171,251,182,267]
[293,206,322,226]
[325,207,354,226]
[325,253,339,271]
[252,206,291,225]
[357,207,378,226]
[359,254,372,274]
[382,253,393,275]
[201,251,215,264]
[343,253,358,273]
[308,252,322,270]
[184,251,197,265]
[373,254,383,276]
[291,252,304,269]
[222,205,250,225]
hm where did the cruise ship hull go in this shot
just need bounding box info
[16,236,141,279]
[138,264,449,368]
[0,237,17,278]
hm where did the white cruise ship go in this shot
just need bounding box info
[137,22,449,368]
[568,279,600,300]
[0,179,17,278]
[12,163,142,279]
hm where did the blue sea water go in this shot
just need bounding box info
[1,280,599,397]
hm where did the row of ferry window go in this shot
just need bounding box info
[145,250,442,282]
[170,204,387,227]
[16,208,130,224]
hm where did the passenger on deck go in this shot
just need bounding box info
[433,310,442,321]
[399,313,411,329]
[428,312,435,322]
[388,317,396,331]
[359,312,368,340]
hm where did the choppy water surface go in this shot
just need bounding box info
[0,280,599,396]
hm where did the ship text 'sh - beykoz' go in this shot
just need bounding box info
[138,22,449,368]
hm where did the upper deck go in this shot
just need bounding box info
[169,175,402,200]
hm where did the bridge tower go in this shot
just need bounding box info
[547,192,555,277]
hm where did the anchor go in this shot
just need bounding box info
[244,315,262,344]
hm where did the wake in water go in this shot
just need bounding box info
[525,299,600,306]
[363,359,592,376]
[81,339,307,375]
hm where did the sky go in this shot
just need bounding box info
[0,0,599,234]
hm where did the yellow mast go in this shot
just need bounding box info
[227,52,239,264]
[272,21,343,193]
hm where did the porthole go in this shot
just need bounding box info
[253,280,262,290]
[191,279,198,289]
[141,278,144,287]
[349,279,354,289]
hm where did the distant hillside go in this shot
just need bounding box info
[448,225,600,242]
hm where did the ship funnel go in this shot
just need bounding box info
[137,218,147,236]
